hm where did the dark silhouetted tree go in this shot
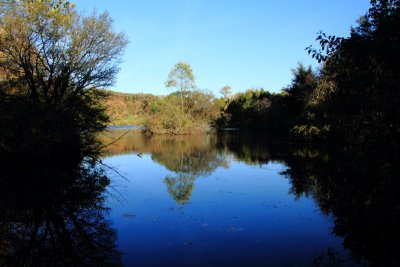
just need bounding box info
[0,0,127,158]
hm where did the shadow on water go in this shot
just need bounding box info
[221,133,400,267]
[0,155,121,266]
[284,144,400,267]
[101,130,399,267]
[220,133,400,266]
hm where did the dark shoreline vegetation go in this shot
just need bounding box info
[0,153,122,266]
[0,0,399,266]
[0,2,126,265]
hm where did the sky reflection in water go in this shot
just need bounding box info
[102,131,349,267]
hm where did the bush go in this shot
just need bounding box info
[145,90,218,134]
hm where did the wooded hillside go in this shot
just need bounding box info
[103,90,159,125]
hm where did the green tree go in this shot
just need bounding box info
[283,64,317,111]
[0,0,127,158]
[307,0,400,147]
[282,64,322,141]
[222,89,276,130]
[165,61,196,111]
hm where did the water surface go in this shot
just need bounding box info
[2,131,397,266]
[101,131,356,266]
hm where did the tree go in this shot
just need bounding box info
[0,0,127,157]
[306,0,400,146]
[283,64,317,109]
[165,61,196,111]
[220,85,232,101]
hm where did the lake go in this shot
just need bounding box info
[100,129,379,267]
[2,129,396,266]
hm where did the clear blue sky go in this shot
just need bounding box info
[76,0,371,96]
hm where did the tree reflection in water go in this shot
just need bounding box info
[101,132,228,204]
[0,156,121,266]
[164,174,195,205]
[218,132,399,266]
[283,145,400,267]
[102,130,399,266]
[152,136,227,204]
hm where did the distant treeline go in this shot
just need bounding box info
[216,65,325,141]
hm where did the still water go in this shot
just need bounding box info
[101,130,355,267]
[2,129,397,266]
